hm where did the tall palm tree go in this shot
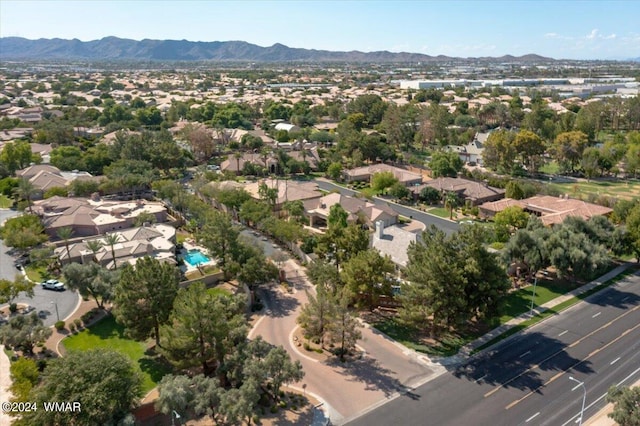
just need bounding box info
[85,240,103,264]
[103,233,121,270]
[56,227,74,265]
[444,191,459,220]
[14,178,37,214]
[233,152,243,175]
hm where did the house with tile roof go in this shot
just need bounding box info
[478,195,613,226]
[416,176,505,206]
[54,223,176,268]
[303,192,398,228]
[343,164,423,186]
[243,178,323,211]
[33,196,169,238]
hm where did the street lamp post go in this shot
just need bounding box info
[529,277,538,317]
[171,410,181,426]
[569,376,587,426]
[51,301,60,322]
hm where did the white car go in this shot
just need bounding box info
[42,279,65,291]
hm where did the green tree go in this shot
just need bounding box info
[419,186,441,205]
[444,191,459,220]
[606,385,640,426]
[341,249,395,310]
[399,225,509,333]
[114,256,180,347]
[370,171,398,193]
[50,145,85,171]
[56,226,73,265]
[297,283,335,347]
[494,206,529,234]
[388,181,411,200]
[429,151,463,178]
[21,349,141,426]
[63,262,117,309]
[9,358,39,405]
[581,147,601,180]
[160,283,247,376]
[199,211,240,278]
[0,276,35,305]
[624,204,640,260]
[13,178,37,214]
[0,312,52,356]
[327,288,362,361]
[512,130,546,173]
[482,130,516,174]
[0,140,39,174]
[550,131,589,173]
[103,233,120,270]
[0,214,47,252]
[505,181,525,200]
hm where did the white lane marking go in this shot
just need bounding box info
[526,412,540,423]
[621,296,629,302]
[562,366,640,426]
[474,374,487,383]
[592,312,601,318]
[519,350,531,358]
[610,357,621,365]
[559,330,568,336]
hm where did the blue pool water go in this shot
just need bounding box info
[184,250,210,266]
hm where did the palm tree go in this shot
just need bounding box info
[103,233,121,270]
[56,227,74,265]
[444,191,459,220]
[233,152,243,175]
[85,240,103,264]
[14,178,37,213]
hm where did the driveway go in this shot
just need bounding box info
[1,209,80,327]
[249,259,439,425]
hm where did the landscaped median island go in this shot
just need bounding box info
[371,264,635,359]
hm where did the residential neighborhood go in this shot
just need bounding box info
[1,3,640,425]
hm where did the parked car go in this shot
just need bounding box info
[41,279,65,291]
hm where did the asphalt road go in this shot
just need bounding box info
[312,179,460,234]
[346,273,640,426]
[249,260,436,424]
[1,209,80,327]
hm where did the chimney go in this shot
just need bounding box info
[375,220,384,240]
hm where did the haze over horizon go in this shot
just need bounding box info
[1,0,639,61]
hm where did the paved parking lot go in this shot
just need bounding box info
[1,209,80,326]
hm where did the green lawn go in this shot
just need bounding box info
[548,179,640,201]
[373,317,467,357]
[25,264,49,283]
[0,194,13,208]
[207,286,232,297]
[539,161,560,175]
[498,278,573,324]
[63,316,172,393]
[427,207,455,219]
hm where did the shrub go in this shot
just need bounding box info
[74,318,82,329]
[270,405,278,413]
[9,303,17,313]
[69,323,76,333]
[54,321,65,331]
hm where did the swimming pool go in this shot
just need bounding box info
[183,249,210,266]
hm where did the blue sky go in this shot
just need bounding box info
[1,1,639,60]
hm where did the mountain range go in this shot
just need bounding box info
[0,36,554,63]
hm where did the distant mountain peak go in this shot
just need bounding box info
[0,36,557,62]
